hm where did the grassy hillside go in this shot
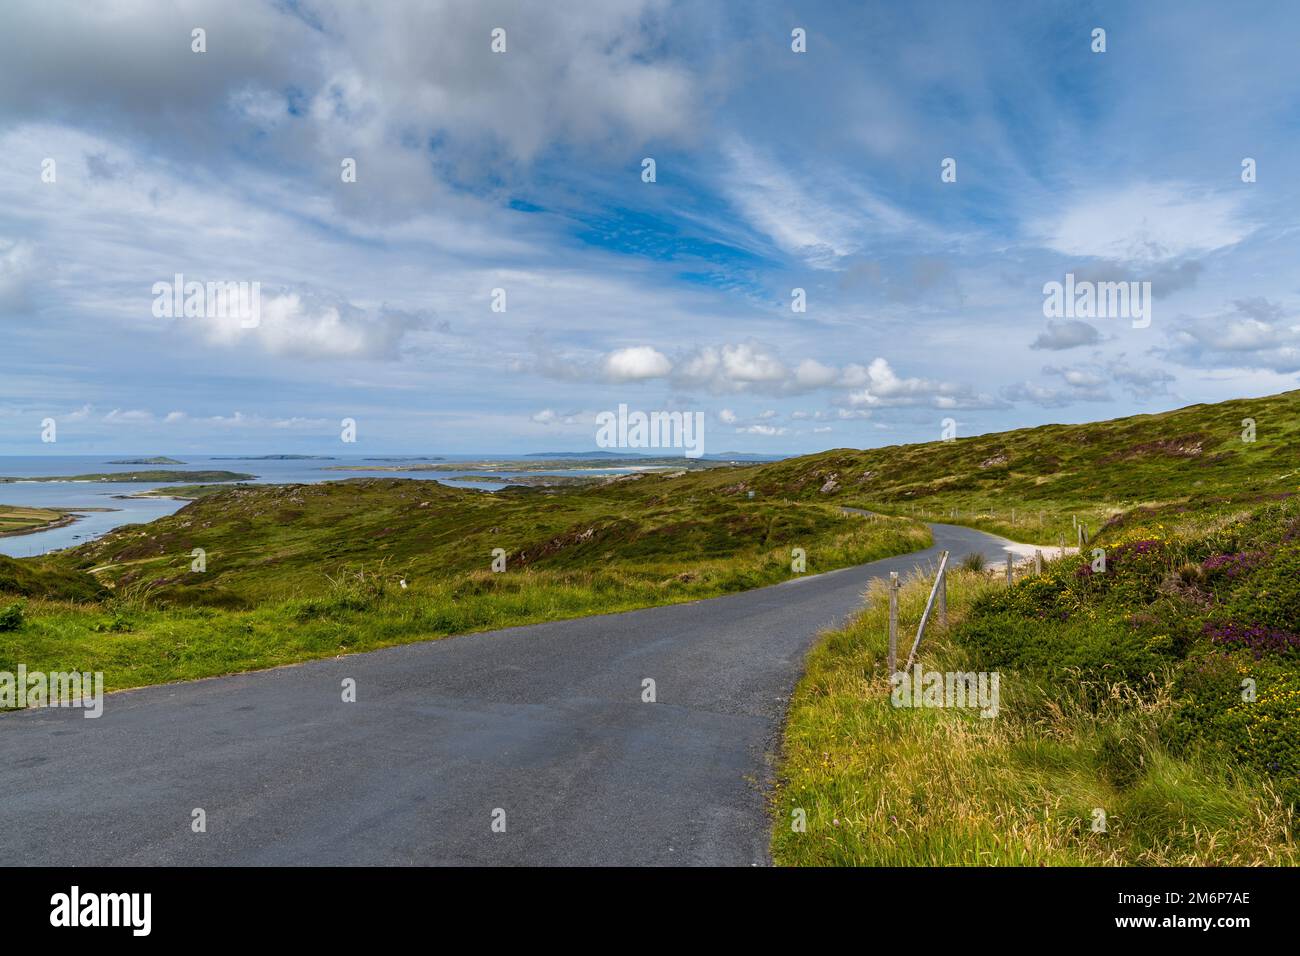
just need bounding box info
[0,475,927,690]
[738,389,1300,545]
[62,476,924,605]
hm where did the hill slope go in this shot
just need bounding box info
[738,389,1300,543]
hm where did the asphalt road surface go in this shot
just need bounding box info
[0,519,1015,866]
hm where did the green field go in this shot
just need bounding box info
[0,506,72,537]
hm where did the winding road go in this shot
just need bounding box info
[0,519,1015,866]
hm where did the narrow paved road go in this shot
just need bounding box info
[0,520,1015,866]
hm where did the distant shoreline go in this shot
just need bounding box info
[0,507,114,540]
[0,512,78,539]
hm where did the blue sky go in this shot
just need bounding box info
[2,0,1299,455]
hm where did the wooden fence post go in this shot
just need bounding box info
[1034,549,1043,575]
[887,572,899,674]
[937,562,947,626]
[904,551,949,671]
[1006,552,1013,586]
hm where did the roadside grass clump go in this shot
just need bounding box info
[0,601,24,632]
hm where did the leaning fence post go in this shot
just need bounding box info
[887,572,900,674]
[904,551,949,671]
[937,562,947,626]
[1006,552,1013,586]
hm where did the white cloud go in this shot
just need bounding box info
[0,238,35,311]
[1036,183,1252,262]
[723,140,859,268]
[675,343,789,391]
[603,346,672,381]
[530,408,586,426]
[793,358,839,389]
[102,408,153,424]
[1002,355,1174,407]
[1031,319,1101,350]
[196,292,424,360]
[1163,298,1300,372]
[843,358,1000,409]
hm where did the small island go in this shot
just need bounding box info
[106,456,185,465]
[209,455,336,461]
[0,470,256,484]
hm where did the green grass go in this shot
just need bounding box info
[0,505,71,536]
[770,497,1300,865]
[734,388,1300,545]
[0,477,929,691]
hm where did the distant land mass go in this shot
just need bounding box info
[0,470,255,484]
[525,450,635,458]
[208,455,336,460]
[444,474,600,487]
[324,456,735,474]
[528,449,779,462]
[106,456,185,465]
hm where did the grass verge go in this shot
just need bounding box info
[770,534,1298,865]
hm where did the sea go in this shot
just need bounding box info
[0,455,657,557]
